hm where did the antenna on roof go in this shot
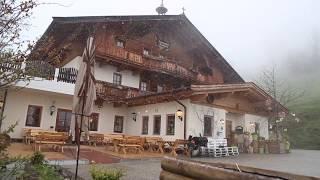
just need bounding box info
[156,0,168,15]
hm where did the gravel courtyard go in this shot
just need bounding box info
[63,150,320,179]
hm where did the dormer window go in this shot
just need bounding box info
[116,39,125,48]
[143,48,150,56]
[158,40,169,50]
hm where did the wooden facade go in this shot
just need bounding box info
[29,15,287,117]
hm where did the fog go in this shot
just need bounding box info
[25,0,320,87]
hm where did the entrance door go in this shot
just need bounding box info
[226,120,233,146]
[56,109,72,132]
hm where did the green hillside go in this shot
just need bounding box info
[287,97,320,149]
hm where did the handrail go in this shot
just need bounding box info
[102,47,200,82]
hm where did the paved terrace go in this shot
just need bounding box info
[63,150,320,180]
[8,144,320,179]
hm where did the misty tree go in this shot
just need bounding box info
[256,65,304,140]
[0,0,39,89]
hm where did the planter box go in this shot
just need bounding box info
[268,142,286,154]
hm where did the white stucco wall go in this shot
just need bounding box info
[14,56,82,95]
[95,62,140,88]
[14,57,141,97]
[63,56,81,69]
[187,103,226,139]
[2,89,73,138]
[2,87,269,140]
[226,113,245,131]
[244,114,269,139]
[125,100,187,141]
[1,89,128,139]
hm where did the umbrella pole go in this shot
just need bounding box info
[75,93,87,179]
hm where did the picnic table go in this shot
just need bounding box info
[116,136,144,154]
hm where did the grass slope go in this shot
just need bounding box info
[288,98,320,150]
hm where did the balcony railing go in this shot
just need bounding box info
[99,46,201,82]
[96,81,142,100]
[57,68,78,83]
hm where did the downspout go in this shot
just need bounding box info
[0,89,8,130]
[174,99,187,140]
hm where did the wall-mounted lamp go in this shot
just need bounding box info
[132,112,137,121]
[50,104,56,116]
[176,109,183,121]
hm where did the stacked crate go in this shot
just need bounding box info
[206,138,239,157]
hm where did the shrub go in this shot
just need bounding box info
[30,151,45,165]
[90,166,124,180]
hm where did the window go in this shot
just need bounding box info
[25,105,42,127]
[113,73,122,85]
[166,114,175,135]
[114,116,124,133]
[142,116,149,135]
[153,115,161,135]
[56,109,72,132]
[255,122,260,134]
[204,115,213,136]
[140,81,147,91]
[143,48,150,56]
[116,40,125,48]
[89,113,99,131]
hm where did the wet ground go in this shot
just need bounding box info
[63,150,320,179]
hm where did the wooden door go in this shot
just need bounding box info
[226,120,233,146]
[56,109,72,132]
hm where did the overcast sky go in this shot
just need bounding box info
[24,0,320,81]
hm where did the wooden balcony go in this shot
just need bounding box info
[96,81,144,101]
[97,46,203,83]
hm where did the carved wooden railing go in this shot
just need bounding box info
[102,47,201,82]
[57,68,78,83]
[95,81,142,100]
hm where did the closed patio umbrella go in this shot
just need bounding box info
[71,36,96,179]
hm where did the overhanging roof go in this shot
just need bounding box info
[118,82,288,114]
[31,14,244,83]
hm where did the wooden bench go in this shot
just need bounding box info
[25,129,53,144]
[88,133,104,146]
[118,137,144,154]
[34,132,68,152]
